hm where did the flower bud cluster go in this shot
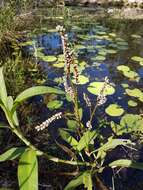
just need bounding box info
[86,120,92,130]
[83,93,91,107]
[56,25,79,82]
[35,112,62,131]
[63,79,75,100]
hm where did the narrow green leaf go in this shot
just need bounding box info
[7,96,19,126]
[64,173,83,190]
[77,130,97,151]
[109,159,143,170]
[0,67,7,107]
[13,86,64,111]
[18,149,38,190]
[59,129,78,149]
[83,171,93,190]
[0,147,26,162]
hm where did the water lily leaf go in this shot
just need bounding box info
[128,100,138,107]
[72,75,89,85]
[87,82,115,96]
[131,56,143,62]
[42,55,57,62]
[47,100,63,110]
[117,65,130,72]
[131,34,141,39]
[91,55,106,62]
[126,88,143,102]
[123,70,139,81]
[53,62,64,68]
[116,41,128,46]
[106,49,117,54]
[105,104,124,117]
[121,83,129,88]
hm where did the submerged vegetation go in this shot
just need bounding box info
[0,1,143,190]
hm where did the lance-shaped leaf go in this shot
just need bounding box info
[59,129,78,149]
[77,130,97,152]
[7,96,19,126]
[18,149,38,190]
[109,159,143,170]
[12,86,64,112]
[0,67,7,107]
[64,171,92,190]
[0,147,26,162]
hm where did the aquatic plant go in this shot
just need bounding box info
[1,26,143,190]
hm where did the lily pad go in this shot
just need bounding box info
[43,55,57,62]
[106,49,117,54]
[121,83,129,88]
[105,104,124,117]
[128,100,138,107]
[91,55,106,62]
[131,56,143,62]
[53,62,64,68]
[47,100,63,110]
[87,82,115,96]
[117,65,130,72]
[126,88,143,102]
[72,75,89,85]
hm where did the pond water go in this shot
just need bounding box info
[21,7,143,128]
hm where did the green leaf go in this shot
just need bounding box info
[0,67,7,107]
[109,159,143,170]
[64,173,84,190]
[7,96,19,126]
[96,138,133,153]
[47,100,63,110]
[18,149,38,190]
[0,147,26,162]
[77,130,97,151]
[79,108,83,120]
[87,82,115,96]
[105,104,124,117]
[67,120,77,130]
[59,129,78,149]
[13,86,64,111]
[83,171,93,190]
[72,75,89,85]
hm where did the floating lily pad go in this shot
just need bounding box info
[131,56,143,62]
[123,70,139,81]
[72,75,89,85]
[47,100,63,110]
[87,82,115,96]
[131,34,141,39]
[91,55,106,62]
[117,65,130,72]
[128,100,138,107]
[106,49,117,54]
[126,88,143,102]
[43,55,57,62]
[53,62,64,68]
[121,83,129,88]
[105,104,124,117]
